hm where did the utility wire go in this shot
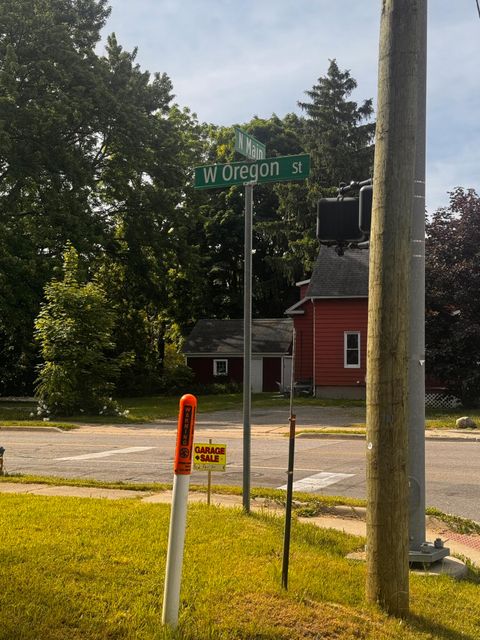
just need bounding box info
[476,0,480,19]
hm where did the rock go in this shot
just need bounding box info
[455,416,477,429]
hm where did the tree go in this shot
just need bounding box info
[0,0,205,395]
[298,59,375,193]
[195,116,307,320]
[426,188,480,406]
[270,60,375,285]
[0,0,113,393]
[34,244,121,415]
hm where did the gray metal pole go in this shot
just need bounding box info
[408,2,448,564]
[408,0,427,552]
[242,183,253,513]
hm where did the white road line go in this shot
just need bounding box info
[55,447,155,461]
[226,464,327,472]
[278,471,354,492]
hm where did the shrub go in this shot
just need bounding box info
[34,244,121,415]
[158,364,195,395]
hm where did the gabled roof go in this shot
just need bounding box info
[285,246,369,315]
[183,318,293,355]
[306,245,369,298]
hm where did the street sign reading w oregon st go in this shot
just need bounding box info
[194,154,310,189]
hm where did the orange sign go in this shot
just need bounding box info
[173,394,197,475]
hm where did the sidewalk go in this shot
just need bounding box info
[2,421,480,442]
[1,481,479,569]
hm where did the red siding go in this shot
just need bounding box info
[313,299,368,387]
[293,301,314,382]
[187,357,243,384]
[299,283,310,298]
[187,356,282,390]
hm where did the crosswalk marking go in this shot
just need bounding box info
[278,471,354,492]
[55,446,155,461]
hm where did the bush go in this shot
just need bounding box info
[158,364,195,395]
[34,244,121,416]
[189,381,242,395]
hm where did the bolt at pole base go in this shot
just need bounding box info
[408,543,450,564]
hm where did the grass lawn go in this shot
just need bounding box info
[0,393,363,427]
[425,408,480,429]
[1,394,479,431]
[0,494,479,639]
[0,395,244,426]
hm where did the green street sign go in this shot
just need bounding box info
[194,154,310,190]
[234,127,266,160]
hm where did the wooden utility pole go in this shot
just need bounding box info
[366,0,422,617]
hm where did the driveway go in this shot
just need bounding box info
[192,404,366,433]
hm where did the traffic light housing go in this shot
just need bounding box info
[317,197,365,244]
[359,184,373,235]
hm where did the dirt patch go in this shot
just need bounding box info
[215,592,375,639]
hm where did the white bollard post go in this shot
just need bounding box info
[162,394,197,628]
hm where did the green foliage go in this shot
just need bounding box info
[0,0,205,395]
[159,363,195,394]
[426,188,480,406]
[194,64,375,321]
[298,58,375,193]
[0,0,376,398]
[34,244,121,415]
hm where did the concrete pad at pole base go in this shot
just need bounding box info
[410,556,468,578]
[346,551,468,579]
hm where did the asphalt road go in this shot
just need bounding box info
[1,416,479,522]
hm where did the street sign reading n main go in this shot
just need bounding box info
[234,128,266,160]
[194,154,310,190]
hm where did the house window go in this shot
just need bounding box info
[344,332,360,368]
[213,359,228,377]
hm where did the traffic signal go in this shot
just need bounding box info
[317,197,365,243]
[359,185,373,235]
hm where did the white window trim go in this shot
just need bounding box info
[344,332,361,368]
[213,358,228,376]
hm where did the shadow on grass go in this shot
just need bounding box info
[407,612,478,640]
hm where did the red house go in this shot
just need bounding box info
[183,318,293,392]
[285,246,369,399]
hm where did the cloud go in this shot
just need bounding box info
[101,0,480,206]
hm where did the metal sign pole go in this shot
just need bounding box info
[282,329,296,589]
[242,183,253,513]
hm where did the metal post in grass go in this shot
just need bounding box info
[162,394,197,628]
[282,329,296,589]
[207,438,212,506]
[243,182,253,514]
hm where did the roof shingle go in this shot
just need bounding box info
[183,318,293,355]
[306,245,369,298]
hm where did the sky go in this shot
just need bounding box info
[100,0,480,213]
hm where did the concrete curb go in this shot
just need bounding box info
[296,431,480,442]
[0,426,66,433]
[1,423,480,442]
[296,432,366,439]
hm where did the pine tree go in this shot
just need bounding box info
[298,59,375,195]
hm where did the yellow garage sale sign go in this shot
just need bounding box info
[193,443,227,472]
